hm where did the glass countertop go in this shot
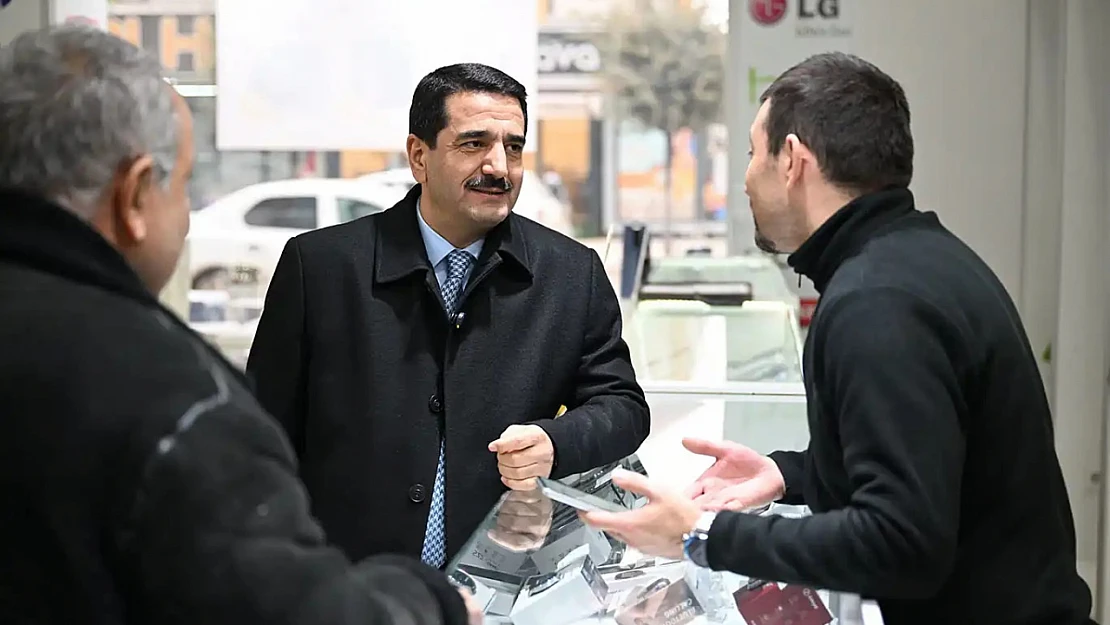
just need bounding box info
[624,301,804,385]
[446,454,879,625]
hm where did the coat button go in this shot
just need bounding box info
[409,483,427,503]
[428,394,443,413]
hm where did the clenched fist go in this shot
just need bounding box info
[488,424,554,490]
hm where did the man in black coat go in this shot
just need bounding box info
[0,25,474,625]
[581,53,1096,625]
[247,63,650,568]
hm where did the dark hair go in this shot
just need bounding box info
[408,63,528,148]
[760,52,913,192]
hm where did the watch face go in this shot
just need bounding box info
[685,535,709,567]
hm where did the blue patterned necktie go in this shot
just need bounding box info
[421,249,473,568]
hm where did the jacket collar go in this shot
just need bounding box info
[374,184,533,284]
[787,186,917,293]
[0,188,157,305]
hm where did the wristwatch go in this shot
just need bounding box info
[681,511,717,568]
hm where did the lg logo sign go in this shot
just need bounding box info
[799,0,841,19]
[749,0,841,26]
[749,0,787,25]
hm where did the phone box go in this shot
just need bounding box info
[454,565,525,617]
[614,576,705,625]
[531,524,613,574]
[509,554,609,625]
[734,581,832,625]
[454,531,532,575]
[598,558,686,594]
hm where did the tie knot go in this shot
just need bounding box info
[446,250,473,281]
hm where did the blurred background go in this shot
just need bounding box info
[3,0,1108,618]
[127,0,748,302]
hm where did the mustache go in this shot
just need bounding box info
[465,175,512,192]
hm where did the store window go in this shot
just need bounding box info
[177,15,195,36]
[243,197,318,230]
[177,52,195,72]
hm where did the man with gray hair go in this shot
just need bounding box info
[0,25,479,625]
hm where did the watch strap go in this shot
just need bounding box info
[682,511,717,567]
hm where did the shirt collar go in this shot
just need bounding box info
[416,197,484,266]
[373,184,533,285]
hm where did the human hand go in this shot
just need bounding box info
[579,469,701,560]
[682,438,785,511]
[488,489,554,551]
[488,425,554,490]
[458,588,484,625]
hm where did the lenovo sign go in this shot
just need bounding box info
[537,32,601,75]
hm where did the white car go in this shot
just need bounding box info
[359,168,575,236]
[187,178,399,291]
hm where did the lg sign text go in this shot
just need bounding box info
[799,0,840,19]
[750,0,851,38]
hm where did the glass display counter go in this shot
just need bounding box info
[625,300,804,385]
[447,455,883,625]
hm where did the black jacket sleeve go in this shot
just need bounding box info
[247,238,309,456]
[117,356,468,625]
[531,250,650,477]
[705,289,965,599]
[767,450,808,505]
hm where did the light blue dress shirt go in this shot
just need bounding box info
[416,198,484,289]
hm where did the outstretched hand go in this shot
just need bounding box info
[579,469,701,559]
[682,437,785,511]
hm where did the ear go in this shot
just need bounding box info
[781,134,811,188]
[111,154,157,244]
[406,135,429,185]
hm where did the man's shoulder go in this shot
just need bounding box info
[831,215,997,309]
[23,285,239,407]
[12,265,241,393]
[5,263,186,351]
[1,269,269,460]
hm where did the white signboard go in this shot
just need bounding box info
[49,0,107,28]
[736,0,856,137]
[215,0,539,152]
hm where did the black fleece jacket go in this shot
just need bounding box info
[706,187,1094,625]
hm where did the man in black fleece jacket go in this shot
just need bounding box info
[582,52,1095,625]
